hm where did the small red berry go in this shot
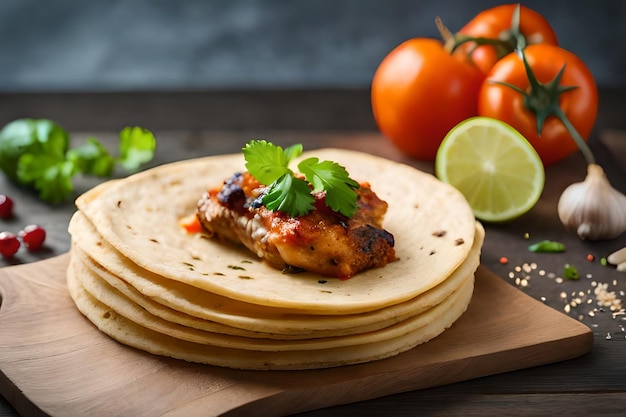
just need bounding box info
[0,231,21,258]
[0,195,14,219]
[19,225,46,251]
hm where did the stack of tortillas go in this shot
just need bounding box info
[67,149,483,370]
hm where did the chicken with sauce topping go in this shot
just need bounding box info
[196,172,396,278]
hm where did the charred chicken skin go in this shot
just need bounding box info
[197,172,396,278]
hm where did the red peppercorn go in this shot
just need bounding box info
[0,195,14,219]
[0,231,21,258]
[19,225,46,251]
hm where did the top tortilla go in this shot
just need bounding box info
[73,148,477,314]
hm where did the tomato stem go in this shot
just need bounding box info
[439,4,526,61]
[492,49,596,166]
[553,107,596,165]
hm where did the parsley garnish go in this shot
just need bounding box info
[242,140,359,217]
[0,119,156,204]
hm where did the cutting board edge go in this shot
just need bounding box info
[0,370,47,417]
[219,328,594,417]
[0,254,596,417]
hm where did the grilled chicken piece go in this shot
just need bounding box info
[197,172,396,278]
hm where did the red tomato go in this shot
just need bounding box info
[371,38,484,160]
[478,44,598,166]
[457,4,558,75]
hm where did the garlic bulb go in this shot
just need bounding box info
[557,164,626,240]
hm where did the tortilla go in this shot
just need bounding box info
[67,148,483,369]
[74,149,477,314]
[67,263,474,370]
[69,211,483,337]
[68,253,474,352]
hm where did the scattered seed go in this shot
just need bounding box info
[503,257,626,337]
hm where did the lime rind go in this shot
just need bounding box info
[435,117,545,223]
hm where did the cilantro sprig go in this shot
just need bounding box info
[0,119,156,203]
[242,140,359,217]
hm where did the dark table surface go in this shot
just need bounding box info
[1,89,626,416]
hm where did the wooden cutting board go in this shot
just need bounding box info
[0,254,592,417]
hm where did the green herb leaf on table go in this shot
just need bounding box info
[17,154,76,204]
[242,140,359,217]
[528,240,566,253]
[118,126,157,172]
[0,119,69,183]
[0,118,156,204]
[66,138,115,177]
[563,263,580,280]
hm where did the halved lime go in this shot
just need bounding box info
[435,117,545,222]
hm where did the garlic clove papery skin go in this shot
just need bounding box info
[608,247,626,272]
[557,164,626,240]
[608,247,626,265]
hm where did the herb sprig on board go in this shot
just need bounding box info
[242,140,359,217]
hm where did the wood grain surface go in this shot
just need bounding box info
[0,254,592,417]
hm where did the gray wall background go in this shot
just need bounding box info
[1,0,624,92]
